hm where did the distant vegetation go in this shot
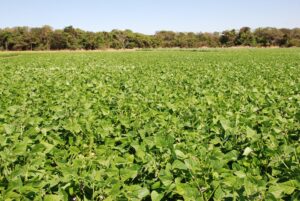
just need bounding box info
[0,26,300,50]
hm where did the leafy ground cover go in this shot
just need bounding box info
[0,49,299,200]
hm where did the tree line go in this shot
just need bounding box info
[0,26,300,50]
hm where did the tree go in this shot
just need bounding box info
[110,29,128,49]
[155,31,176,47]
[63,26,80,50]
[235,27,255,46]
[1,25,300,50]
[288,28,300,47]
[253,27,284,47]
[39,25,53,50]
[220,29,237,47]
[0,29,13,50]
[198,32,220,47]
[50,30,68,50]
[96,32,111,49]
[81,32,99,50]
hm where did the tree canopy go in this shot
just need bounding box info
[0,26,300,50]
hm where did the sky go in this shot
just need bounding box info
[0,0,299,34]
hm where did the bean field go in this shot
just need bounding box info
[0,49,299,200]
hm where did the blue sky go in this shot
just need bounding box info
[1,0,299,34]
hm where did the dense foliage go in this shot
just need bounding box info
[1,26,300,50]
[0,49,299,200]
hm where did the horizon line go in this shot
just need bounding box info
[1,25,300,35]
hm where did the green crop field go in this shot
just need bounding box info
[0,49,299,200]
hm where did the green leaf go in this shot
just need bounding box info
[151,181,161,189]
[120,166,139,181]
[0,134,6,146]
[41,141,55,153]
[220,118,231,131]
[159,169,173,187]
[234,171,246,178]
[269,180,299,198]
[244,179,258,196]
[175,149,187,159]
[243,147,253,156]
[137,187,150,199]
[151,190,163,201]
[214,186,224,200]
[172,160,188,170]
[4,124,15,134]
[175,182,201,201]
[44,194,63,201]
[63,120,81,133]
[246,127,258,140]
[13,142,28,155]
